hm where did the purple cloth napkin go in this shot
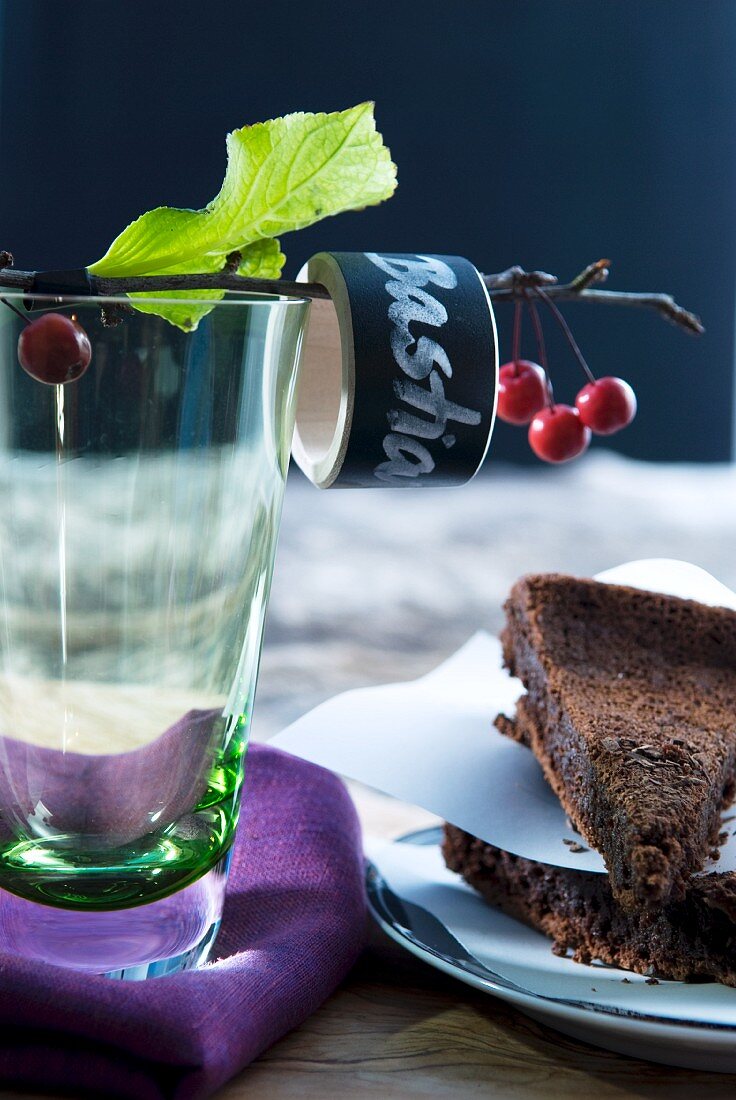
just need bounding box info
[0,744,366,1100]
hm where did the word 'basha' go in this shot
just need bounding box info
[366,253,482,485]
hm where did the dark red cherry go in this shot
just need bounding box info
[528,404,591,463]
[575,376,637,435]
[497,360,548,425]
[17,313,92,385]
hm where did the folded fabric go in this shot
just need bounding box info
[0,744,365,1100]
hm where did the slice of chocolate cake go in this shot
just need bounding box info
[501,574,736,910]
[442,823,736,986]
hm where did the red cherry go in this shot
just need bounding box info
[497,360,548,425]
[17,313,92,385]
[575,376,637,435]
[528,404,591,464]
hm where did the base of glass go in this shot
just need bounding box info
[0,853,230,979]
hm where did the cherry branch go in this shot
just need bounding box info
[0,252,704,336]
[483,261,704,335]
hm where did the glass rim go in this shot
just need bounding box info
[0,289,311,309]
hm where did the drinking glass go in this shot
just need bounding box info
[0,291,309,977]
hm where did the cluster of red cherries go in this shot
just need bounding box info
[497,296,637,463]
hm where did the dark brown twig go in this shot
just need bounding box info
[568,258,611,291]
[0,266,334,302]
[483,261,703,335]
[0,257,704,335]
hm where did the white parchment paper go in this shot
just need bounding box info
[271,559,736,874]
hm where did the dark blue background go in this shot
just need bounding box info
[1,0,733,461]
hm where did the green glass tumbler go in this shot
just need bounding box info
[0,290,309,977]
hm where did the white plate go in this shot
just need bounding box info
[365,828,736,1073]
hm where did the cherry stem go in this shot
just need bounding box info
[524,292,554,408]
[534,287,596,386]
[0,297,28,326]
[511,300,522,376]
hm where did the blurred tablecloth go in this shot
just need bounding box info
[257,454,736,738]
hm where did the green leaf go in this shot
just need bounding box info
[89,103,396,329]
[128,238,285,332]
